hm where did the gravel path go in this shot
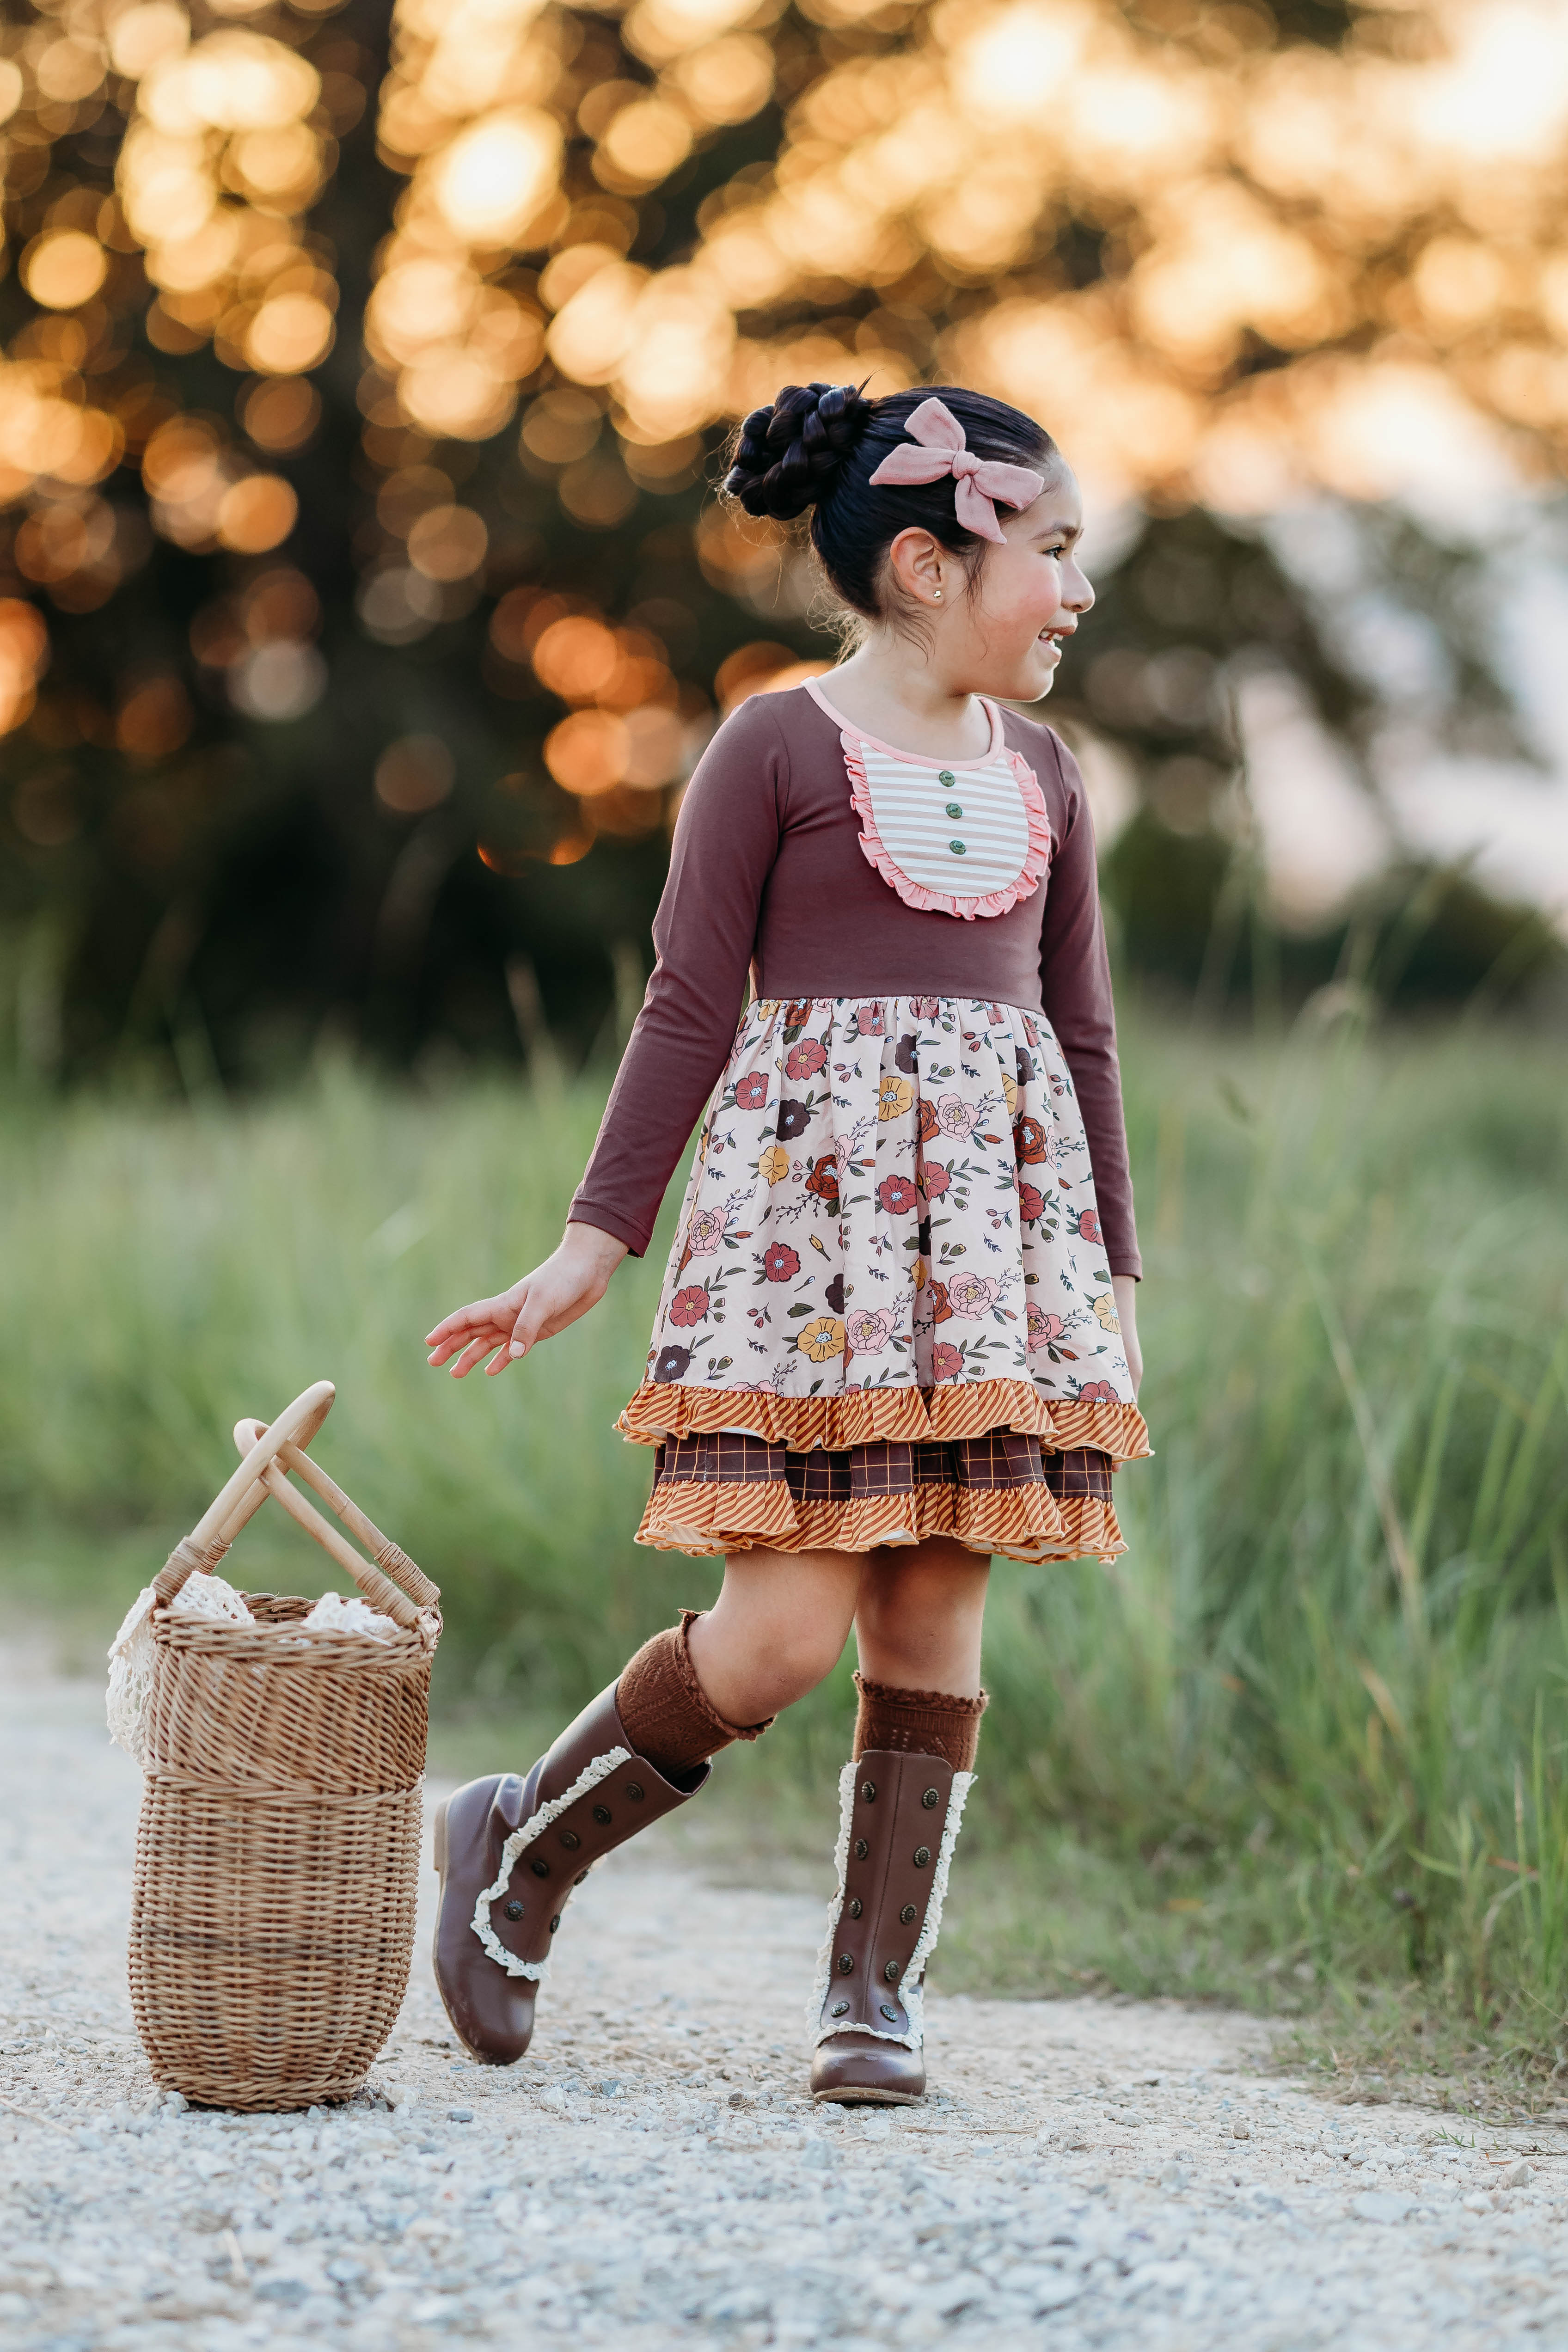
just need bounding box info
[3,1650,1566,2351]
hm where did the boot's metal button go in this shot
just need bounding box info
[913,1846,931,1866]
[854,1838,869,1860]
[836,1954,854,1975]
[559,1830,581,1849]
[574,1869,589,1884]
[531,1859,551,1877]
[549,1914,561,1931]
[884,1961,901,1982]
[922,1788,939,1808]
[848,1898,863,1918]
[880,2004,899,2023]
[832,2000,850,2017]
[625,1782,644,1799]
[592,1805,612,1824]
[900,1904,917,1923]
[504,1900,523,1919]
[861,1780,876,1801]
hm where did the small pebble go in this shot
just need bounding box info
[1501,2160,1533,2187]
[448,2107,474,2124]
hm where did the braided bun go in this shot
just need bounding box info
[723,381,873,521]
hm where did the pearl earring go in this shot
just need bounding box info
[933,588,943,601]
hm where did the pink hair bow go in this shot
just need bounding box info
[867,397,1045,545]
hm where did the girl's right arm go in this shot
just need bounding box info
[425,693,789,1377]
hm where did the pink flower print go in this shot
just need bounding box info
[762,1241,801,1283]
[845,1306,895,1356]
[945,1271,1000,1319]
[1023,1016,1038,1046]
[785,1037,827,1080]
[1017,1181,1045,1222]
[1026,1304,1064,1352]
[668,1285,710,1328]
[931,1342,964,1382]
[855,1003,887,1036]
[1078,1207,1102,1246]
[911,997,939,1020]
[919,1160,952,1200]
[1076,1379,1120,1404]
[686,1207,725,1255]
[935,1093,978,1139]
[733,1071,769,1110]
[987,1002,1004,1027]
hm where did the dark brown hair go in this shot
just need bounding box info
[723,382,1058,618]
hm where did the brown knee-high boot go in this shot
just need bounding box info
[432,1612,769,2064]
[808,1672,986,2106]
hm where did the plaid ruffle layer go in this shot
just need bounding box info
[639,1430,1125,1565]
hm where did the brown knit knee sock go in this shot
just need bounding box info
[616,1609,772,1780]
[852,1671,987,1773]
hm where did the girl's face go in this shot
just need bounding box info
[886,465,1094,703]
[962,466,1093,702]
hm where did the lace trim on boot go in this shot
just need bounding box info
[469,1746,632,1979]
[805,1763,974,2053]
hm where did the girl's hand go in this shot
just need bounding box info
[424,1223,629,1379]
[1111,1273,1143,1396]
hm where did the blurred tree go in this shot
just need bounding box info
[0,0,1561,1087]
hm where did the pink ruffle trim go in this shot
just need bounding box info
[840,729,1052,921]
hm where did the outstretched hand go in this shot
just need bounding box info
[425,1223,630,1379]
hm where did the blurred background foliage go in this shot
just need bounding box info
[0,0,1565,1086]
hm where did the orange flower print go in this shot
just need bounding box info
[734,1071,769,1110]
[804,1154,840,1208]
[917,1097,940,1144]
[785,1037,827,1079]
[932,1342,964,1381]
[1013,1115,1047,1165]
[920,1159,952,1200]
[1017,1181,1045,1221]
[668,1285,709,1328]
[784,999,811,1026]
[796,1315,846,1363]
[927,1280,952,1323]
[762,1241,801,1282]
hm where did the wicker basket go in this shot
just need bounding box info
[127,1382,441,2111]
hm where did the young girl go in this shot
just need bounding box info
[424,382,1150,2105]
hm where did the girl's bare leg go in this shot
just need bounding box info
[853,1535,990,1696]
[686,1546,867,1723]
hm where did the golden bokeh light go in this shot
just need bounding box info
[375,734,457,815]
[544,708,631,796]
[429,110,563,245]
[215,474,298,554]
[21,232,109,312]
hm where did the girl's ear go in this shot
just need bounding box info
[885,526,947,607]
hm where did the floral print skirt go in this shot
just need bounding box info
[619,995,1152,1565]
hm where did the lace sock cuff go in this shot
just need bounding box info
[616,1610,772,1779]
[851,1671,987,1773]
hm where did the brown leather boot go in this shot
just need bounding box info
[808,1749,974,2105]
[432,1681,709,2064]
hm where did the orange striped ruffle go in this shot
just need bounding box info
[634,1474,1127,1567]
[617,1376,1152,1468]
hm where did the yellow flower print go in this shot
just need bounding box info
[878,1074,914,1123]
[1001,1070,1017,1117]
[759,1144,790,1185]
[1092,1293,1121,1333]
[796,1315,847,1363]
[914,1257,927,1290]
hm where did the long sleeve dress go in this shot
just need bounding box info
[567,676,1152,1564]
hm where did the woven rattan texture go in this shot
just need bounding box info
[131,1474,441,2113]
[145,1596,432,1796]
[129,1779,422,2110]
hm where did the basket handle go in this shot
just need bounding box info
[231,1419,425,1632]
[153,1382,337,1607]
[270,1442,439,1614]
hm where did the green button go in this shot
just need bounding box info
[945,802,963,818]
[938,770,956,786]
[949,839,967,855]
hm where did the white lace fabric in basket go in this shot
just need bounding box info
[106,1578,399,1763]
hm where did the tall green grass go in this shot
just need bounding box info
[4,1011,1568,2057]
